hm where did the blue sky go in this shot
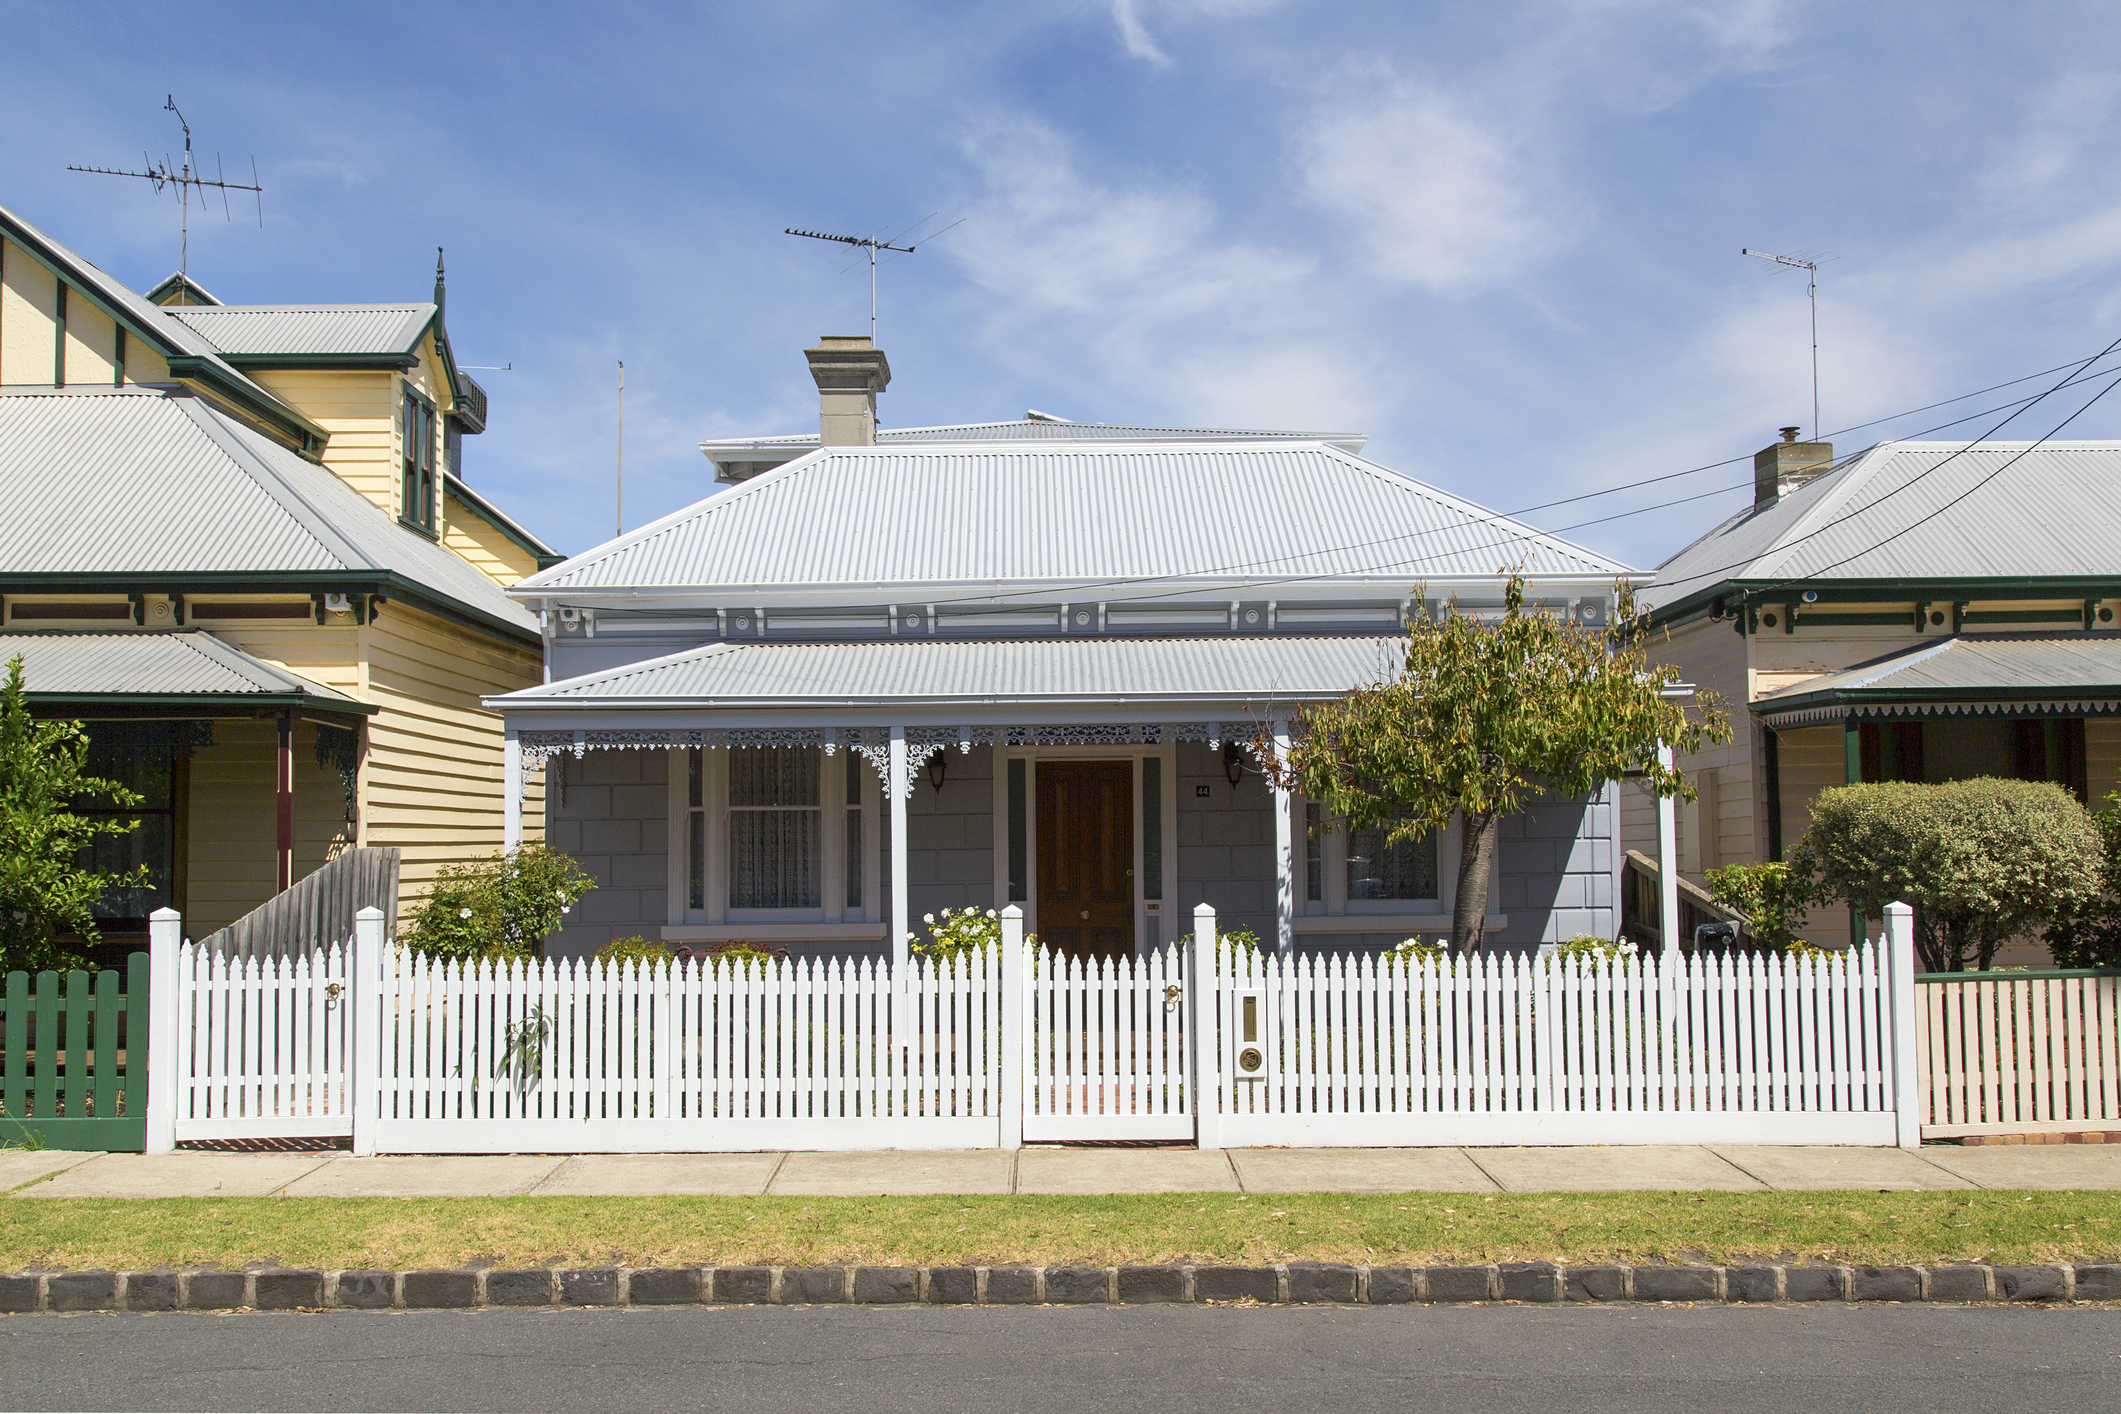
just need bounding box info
[7,2,2121,585]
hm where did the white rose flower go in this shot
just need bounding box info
[923,913,936,925]
[986,910,997,919]
[459,907,474,919]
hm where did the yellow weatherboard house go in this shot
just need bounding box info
[0,200,558,954]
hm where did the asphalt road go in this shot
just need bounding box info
[2,1304,2116,1413]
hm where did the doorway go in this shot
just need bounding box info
[1035,760,1134,961]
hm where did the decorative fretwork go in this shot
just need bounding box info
[516,719,1286,770]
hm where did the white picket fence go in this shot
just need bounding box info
[1916,970,2121,1138]
[1205,941,1902,1147]
[143,902,1930,1154]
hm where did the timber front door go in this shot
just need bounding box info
[1036,761,1134,960]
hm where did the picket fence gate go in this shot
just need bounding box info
[143,903,1930,1154]
[1915,969,2121,1138]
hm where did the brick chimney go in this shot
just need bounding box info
[805,336,891,447]
[1754,426,1833,508]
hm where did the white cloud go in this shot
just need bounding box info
[1108,0,1284,67]
[1294,77,1554,294]
[947,117,1381,429]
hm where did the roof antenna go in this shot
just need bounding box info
[784,214,963,341]
[1742,247,1827,441]
[68,96,264,292]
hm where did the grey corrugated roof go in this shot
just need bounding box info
[521,441,1629,595]
[703,417,1367,455]
[494,634,1408,706]
[2,629,366,707]
[1754,632,2121,717]
[165,304,435,356]
[1651,440,2121,614]
[0,385,534,639]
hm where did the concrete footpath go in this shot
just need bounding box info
[5,1142,2118,1199]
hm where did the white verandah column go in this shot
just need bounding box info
[1655,739,1680,956]
[1272,719,1294,957]
[889,725,910,973]
[503,726,524,851]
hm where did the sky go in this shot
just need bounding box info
[6,1,2121,584]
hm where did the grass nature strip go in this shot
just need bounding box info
[2,1191,2118,1272]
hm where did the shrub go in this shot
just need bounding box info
[910,906,1008,961]
[594,936,672,969]
[1704,861,1809,954]
[675,940,790,970]
[1220,927,1263,957]
[1392,936,1447,962]
[402,845,597,962]
[1548,934,1639,968]
[0,657,149,975]
[1791,778,2102,972]
[2045,789,2121,968]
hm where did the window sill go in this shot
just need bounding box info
[397,517,440,541]
[661,922,888,943]
[1293,913,1508,934]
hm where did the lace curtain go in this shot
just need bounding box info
[728,747,821,908]
[1346,815,1439,902]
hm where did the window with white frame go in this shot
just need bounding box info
[1346,812,1440,903]
[680,746,871,923]
[728,746,821,909]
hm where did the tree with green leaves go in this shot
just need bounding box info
[1794,777,2101,972]
[2045,788,2121,968]
[401,844,597,962]
[1705,861,1810,954]
[1260,575,1728,956]
[0,656,147,975]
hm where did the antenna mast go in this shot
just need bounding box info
[615,360,625,537]
[1742,247,1822,441]
[69,96,263,287]
[784,216,962,341]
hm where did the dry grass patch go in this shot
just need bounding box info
[3,1191,2119,1272]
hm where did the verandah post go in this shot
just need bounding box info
[351,905,386,1157]
[1654,739,1680,957]
[1883,900,1921,1149]
[889,727,909,976]
[503,727,524,851]
[1272,720,1294,958]
[144,907,182,1154]
[1191,902,1221,1150]
[998,904,1025,1149]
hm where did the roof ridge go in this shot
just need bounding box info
[169,395,371,569]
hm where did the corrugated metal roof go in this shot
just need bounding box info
[165,304,434,356]
[703,417,1367,454]
[497,634,1408,705]
[522,441,1629,595]
[1755,632,2121,712]
[2,629,364,705]
[1651,440,2121,612]
[0,385,533,635]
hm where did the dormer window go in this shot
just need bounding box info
[401,388,437,534]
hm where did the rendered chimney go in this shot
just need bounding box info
[805,336,891,447]
[1753,426,1833,508]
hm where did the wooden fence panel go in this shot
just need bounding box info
[1916,971,2121,1138]
[0,958,147,1150]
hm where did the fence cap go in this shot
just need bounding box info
[1194,902,1217,918]
[354,905,386,920]
[149,906,180,921]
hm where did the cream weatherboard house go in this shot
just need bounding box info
[0,200,556,955]
[1630,429,2121,954]
[495,337,1634,965]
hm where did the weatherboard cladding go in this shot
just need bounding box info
[1,629,362,704]
[164,304,434,357]
[523,443,1627,595]
[502,635,1408,704]
[0,385,532,633]
[1651,440,2121,610]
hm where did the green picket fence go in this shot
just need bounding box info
[0,956,148,1151]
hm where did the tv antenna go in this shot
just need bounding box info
[1742,247,1824,440]
[784,214,962,340]
[69,96,263,288]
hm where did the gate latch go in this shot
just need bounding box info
[1163,983,1182,1010]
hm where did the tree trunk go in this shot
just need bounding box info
[1451,811,1501,957]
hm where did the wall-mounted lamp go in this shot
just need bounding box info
[1224,741,1245,788]
[928,752,948,792]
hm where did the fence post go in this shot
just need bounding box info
[351,906,385,1157]
[1192,903,1221,1150]
[1883,900,1921,1149]
[144,908,182,1154]
[998,905,1024,1150]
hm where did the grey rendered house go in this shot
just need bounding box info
[491,337,1633,964]
[1631,430,2121,953]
